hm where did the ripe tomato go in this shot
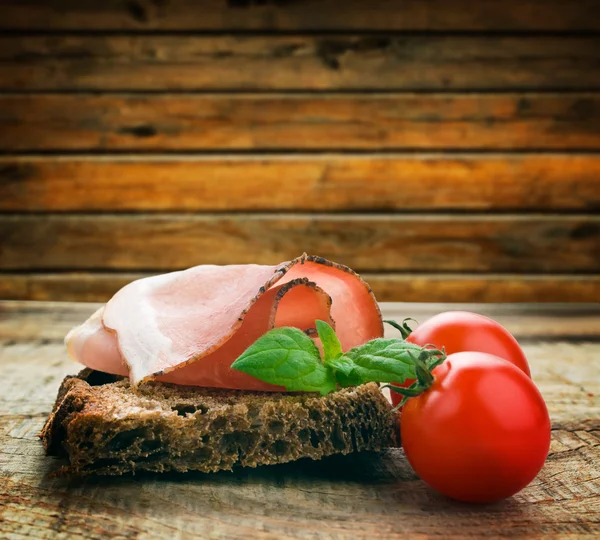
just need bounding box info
[391,311,530,409]
[401,352,551,503]
[407,311,530,375]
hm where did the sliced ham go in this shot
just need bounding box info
[66,254,383,391]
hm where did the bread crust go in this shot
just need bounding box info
[41,370,399,476]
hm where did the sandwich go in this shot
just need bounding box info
[42,254,430,476]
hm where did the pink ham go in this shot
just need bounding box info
[65,254,383,391]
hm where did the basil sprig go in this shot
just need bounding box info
[231,320,445,395]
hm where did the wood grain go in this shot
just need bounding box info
[2,273,600,304]
[2,35,599,91]
[4,301,600,343]
[0,214,598,273]
[2,0,600,31]
[2,93,600,151]
[2,155,599,212]
[0,302,599,539]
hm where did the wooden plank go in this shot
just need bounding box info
[2,430,598,538]
[382,303,600,342]
[2,35,599,91]
[370,274,600,304]
[2,93,600,151]
[1,0,599,31]
[0,301,102,343]
[3,301,600,343]
[1,430,598,538]
[0,214,598,273]
[2,155,600,212]
[2,273,600,304]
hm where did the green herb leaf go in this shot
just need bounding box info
[231,327,337,395]
[231,319,446,398]
[315,319,343,363]
[344,339,428,383]
[335,369,364,388]
[326,354,355,377]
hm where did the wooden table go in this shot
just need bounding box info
[1,301,599,539]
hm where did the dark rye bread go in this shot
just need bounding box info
[41,369,399,476]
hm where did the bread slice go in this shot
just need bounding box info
[41,369,399,476]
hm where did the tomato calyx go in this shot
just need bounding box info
[383,345,446,411]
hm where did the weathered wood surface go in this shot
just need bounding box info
[2,274,600,304]
[0,302,599,538]
[0,6,597,308]
[2,301,600,343]
[2,94,600,151]
[2,0,600,31]
[1,214,598,273]
[2,155,599,212]
[2,35,600,91]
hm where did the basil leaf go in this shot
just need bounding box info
[315,321,368,388]
[344,339,425,383]
[315,320,343,363]
[326,354,355,376]
[335,369,364,388]
[231,327,337,395]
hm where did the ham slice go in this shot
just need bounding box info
[66,254,383,391]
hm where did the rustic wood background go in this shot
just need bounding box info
[1,301,599,537]
[0,0,599,303]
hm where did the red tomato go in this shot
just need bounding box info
[401,352,551,503]
[408,311,530,375]
[391,311,530,409]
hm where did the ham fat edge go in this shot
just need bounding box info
[65,254,383,392]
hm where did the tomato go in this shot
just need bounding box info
[400,352,551,503]
[407,311,530,375]
[391,311,530,409]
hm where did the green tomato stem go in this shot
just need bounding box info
[385,349,441,410]
[383,318,417,339]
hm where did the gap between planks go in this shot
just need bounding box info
[1,273,599,304]
[2,0,600,32]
